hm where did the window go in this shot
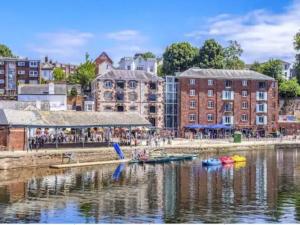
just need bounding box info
[223,116,233,125]
[207,114,214,121]
[207,100,214,109]
[116,92,124,101]
[208,80,213,86]
[242,90,248,97]
[190,89,195,96]
[104,80,113,88]
[29,70,38,77]
[0,79,4,84]
[17,70,25,75]
[136,66,143,70]
[190,100,196,109]
[149,82,157,90]
[0,89,4,94]
[127,65,131,70]
[222,90,234,100]
[224,102,233,111]
[148,94,157,101]
[128,80,137,89]
[0,69,4,74]
[272,82,276,88]
[242,80,248,86]
[117,105,124,112]
[149,106,156,113]
[0,61,4,65]
[29,61,38,68]
[208,90,213,97]
[225,80,232,88]
[190,79,195,85]
[241,114,248,121]
[17,61,26,67]
[258,81,266,89]
[103,91,113,101]
[128,92,137,101]
[242,101,248,109]
[256,115,267,125]
[116,80,125,89]
[189,114,196,122]
[257,91,267,101]
[87,104,93,111]
[256,103,267,113]
[104,106,112,111]
[129,106,137,111]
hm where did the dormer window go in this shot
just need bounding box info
[128,80,137,89]
[104,80,113,88]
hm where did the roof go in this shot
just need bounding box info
[0,109,151,128]
[94,52,113,64]
[18,84,67,95]
[95,69,163,81]
[0,57,40,62]
[41,62,54,70]
[178,68,275,81]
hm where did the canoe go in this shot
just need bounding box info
[232,155,246,162]
[144,156,171,164]
[202,158,221,166]
[219,156,234,164]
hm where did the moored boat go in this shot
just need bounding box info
[232,155,246,162]
[202,158,221,166]
[219,156,234,164]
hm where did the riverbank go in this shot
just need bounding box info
[0,139,300,170]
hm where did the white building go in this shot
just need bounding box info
[279,60,294,80]
[118,54,157,74]
[18,83,67,111]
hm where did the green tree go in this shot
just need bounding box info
[53,67,66,81]
[69,53,96,90]
[142,51,156,59]
[279,78,300,98]
[157,64,164,77]
[249,61,262,73]
[293,31,300,81]
[162,42,198,74]
[70,86,78,97]
[260,59,284,81]
[0,44,14,57]
[198,39,224,69]
[223,40,245,69]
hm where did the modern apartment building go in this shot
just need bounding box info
[178,68,278,137]
[118,54,157,74]
[0,57,40,97]
[92,70,164,128]
[164,75,179,135]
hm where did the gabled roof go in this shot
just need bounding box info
[94,52,113,64]
[95,69,163,81]
[0,109,151,128]
[178,68,275,81]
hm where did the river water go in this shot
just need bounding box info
[0,148,300,223]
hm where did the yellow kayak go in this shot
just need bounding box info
[232,155,246,162]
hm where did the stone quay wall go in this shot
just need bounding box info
[0,141,299,170]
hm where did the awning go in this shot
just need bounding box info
[185,124,232,130]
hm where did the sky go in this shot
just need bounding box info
[0,0,299,65]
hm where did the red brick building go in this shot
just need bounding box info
[178,68,278,137]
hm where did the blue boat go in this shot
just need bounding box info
[202,158,221,166]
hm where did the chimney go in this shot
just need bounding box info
[45,56,48,63]
[49,82,55,94]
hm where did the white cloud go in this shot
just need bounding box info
[185,1,300,63]
[105,30,145,42]
[29,31,94,63]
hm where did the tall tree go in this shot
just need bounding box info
[293,31,300,82]
[69,53,96,90]
[279,78,300,98]
[223,40,245,69]
[198,39,224,69]
[259,59,284,81]
[0,44,14,57]
[142,52,156,59]
[249,61,262,73]
[162,42,198,74]
[53,67,66,81]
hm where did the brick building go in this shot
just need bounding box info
[178,68,278,137]
[92,70,164,129]
[0,57,40,98]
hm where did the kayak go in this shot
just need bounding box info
[204,165,222,172]
[219,156,234,164]
[202,158,221,166]
[232,155,246,162]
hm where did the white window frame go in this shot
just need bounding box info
[207,114,214,121]
[242,90,248,97]
[222,90,234,100]
[256,91,267,101]
[256,115,267,125]
[223,116,233,125]
[190,89,195,96]
[242,80,248,86]
[256,103,267,113]
[17,61,26,67]
[207,100,214,109]
[189,79,195,85]
[190,100,196,109]
[225,80,232,88]
[29,70,38,77]
[241,114,248,122]
[208,80,213,86]
[0,69,4,74]
[18,70,25,75]
[207,90,213,97]
[29,61,38,68]
[242,101,248,109]
[104,80,113,89]
[189,114,196,122]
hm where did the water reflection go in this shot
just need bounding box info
[0,149,300,223]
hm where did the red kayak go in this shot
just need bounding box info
[219,156,234,164]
